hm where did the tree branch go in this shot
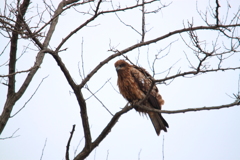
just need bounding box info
[74,104,133,160]
[215,0,220,26]
[141,0,146,42]
[66,125,76,160]
[47,49,92,152]
[55,0,158,52]
[79,23,240,89]
[155,66,240,84]
[134,100,240,114]
[0,66,39,78]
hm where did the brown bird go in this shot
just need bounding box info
[114,60,168,135]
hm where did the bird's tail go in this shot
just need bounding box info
[148,112,169,136]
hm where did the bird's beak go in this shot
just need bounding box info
[115,66,121,71]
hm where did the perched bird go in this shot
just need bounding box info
[114,60,168,135]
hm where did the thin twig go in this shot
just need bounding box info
[138,149,142,160]
[74,136,84,157]
[86,87,114,116]
[94,147,97,160]
[162,136,164,160]
[0,128,20,140]
[106,150,109,160]
[108,80,120,94]
[10,75,49,118]
[40,138,47,160]
[141,0,146,42]
[85,78,111,100]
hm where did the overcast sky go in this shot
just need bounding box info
[1,0,240,160]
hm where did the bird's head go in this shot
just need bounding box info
[114,60,130,72]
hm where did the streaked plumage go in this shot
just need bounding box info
[115,60,168,135]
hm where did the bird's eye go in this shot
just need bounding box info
[119,64,125,67]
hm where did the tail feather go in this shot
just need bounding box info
[148,112,168,136]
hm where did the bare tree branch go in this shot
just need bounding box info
[134,100,240,114]
[66,125,76,160]
[155,66,240,84]
[47,49,92,151]
[80,23,240,89]
[74,104,133,160]
[0,66,39,77]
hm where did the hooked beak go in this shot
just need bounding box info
[115,66,121,71]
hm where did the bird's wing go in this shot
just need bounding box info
[130,66,161,109]
[130,66,169,134]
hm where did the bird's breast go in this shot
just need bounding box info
[117,74,145,101]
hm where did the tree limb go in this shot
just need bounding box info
[74,104,133,160]
[155,66,240,84]
[134,100,240,114]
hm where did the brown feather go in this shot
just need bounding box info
[115,60,169,135]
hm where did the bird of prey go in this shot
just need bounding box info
[114,60,168,135]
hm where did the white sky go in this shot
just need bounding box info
[0,0,240,160]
